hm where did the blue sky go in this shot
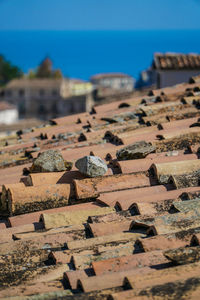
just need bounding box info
[0,0,200,30]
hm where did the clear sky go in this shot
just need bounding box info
[0,0,200,30]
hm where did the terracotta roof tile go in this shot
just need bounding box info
[146,150,186,158]
[92,97,140,114]
[11,229,84,251]
[156,126,200,140]
[71,242,136,270]
[111,262,200,299]
[0,282,69,298]
[50,112,91,126]
[132,210,200,235]
[129,198,179,215]
[13,224,84,241]
[143,107,200,125]
[154,53,200,70]
[48,251,71,265]
[0,141,35,154]
[114,153,197,174]
[136,228,196,252]
[72,241,137,271]
[0,222,43,242]
[124,260,200,295]
[8,202,103,227]
[151,159,200,184]
[0,222,7,230]
[77,272,124,292]
[141,101,187,116]
[115,188,183,211]
[5,184,71,216]
[87,220,132,237]
[92,250,168,276]
[74,173,152,201]
[67,232,138,250]
[41,206,115,229]
[88,210,132,224]
[1,182,26,211]
[159,117,198,130]
[0,163,31,186]
[63,270,89,290]
[77,266,154,294]
[27,171,85,186]
[98,185,167,207]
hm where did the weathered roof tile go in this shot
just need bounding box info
[92,250,168,276]
[41,206,115,229]
[5,184,71,216]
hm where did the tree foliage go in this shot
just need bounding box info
[27,69,36,79]
[36,57,52,78]
[35,57,63,79]
[0,55,23,86]
[53,69,63,79]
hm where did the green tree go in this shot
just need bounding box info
[33,57,63,79]
[36,57,53,78]
[53,69,63,79]
[27,69,36,79]
[0,55,23,86]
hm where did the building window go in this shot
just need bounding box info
[103,79,111,87]
[0,90,5,97]
[157,73,161,89]
[38,104,47,115]
[69,102,74,113]
[39,89,45,96]
[19,89,25,96]
[52,89,58,96]
[18,101,26,115]
[6,90,12,97]
[51,102,58,117]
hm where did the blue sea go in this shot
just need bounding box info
[0,30,200,81]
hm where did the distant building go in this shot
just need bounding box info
[135,69,156,90]
[90,73,134,99]
[69,79,93,96]
[137,53,200,89]
[0,102,18,124]
[3,78,94,119]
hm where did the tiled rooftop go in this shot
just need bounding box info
[1,75,200,299]
[153,52,200,70]
[90,73,132,80]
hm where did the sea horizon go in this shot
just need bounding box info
[1,29,200,31]
[1,29,200,81]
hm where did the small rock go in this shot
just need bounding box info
[75,156,108,177]
[165,150,179,157]
[116,140,156,160]
[65,161,73,171]
[30,150,67,172]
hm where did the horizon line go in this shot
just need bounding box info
[1,28,200,31]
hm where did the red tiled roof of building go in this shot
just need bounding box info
[91,72,132,80]
[153,52,200,70]
[1,78,200,298]
[0,101,16,111]
[6,78,64,89]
